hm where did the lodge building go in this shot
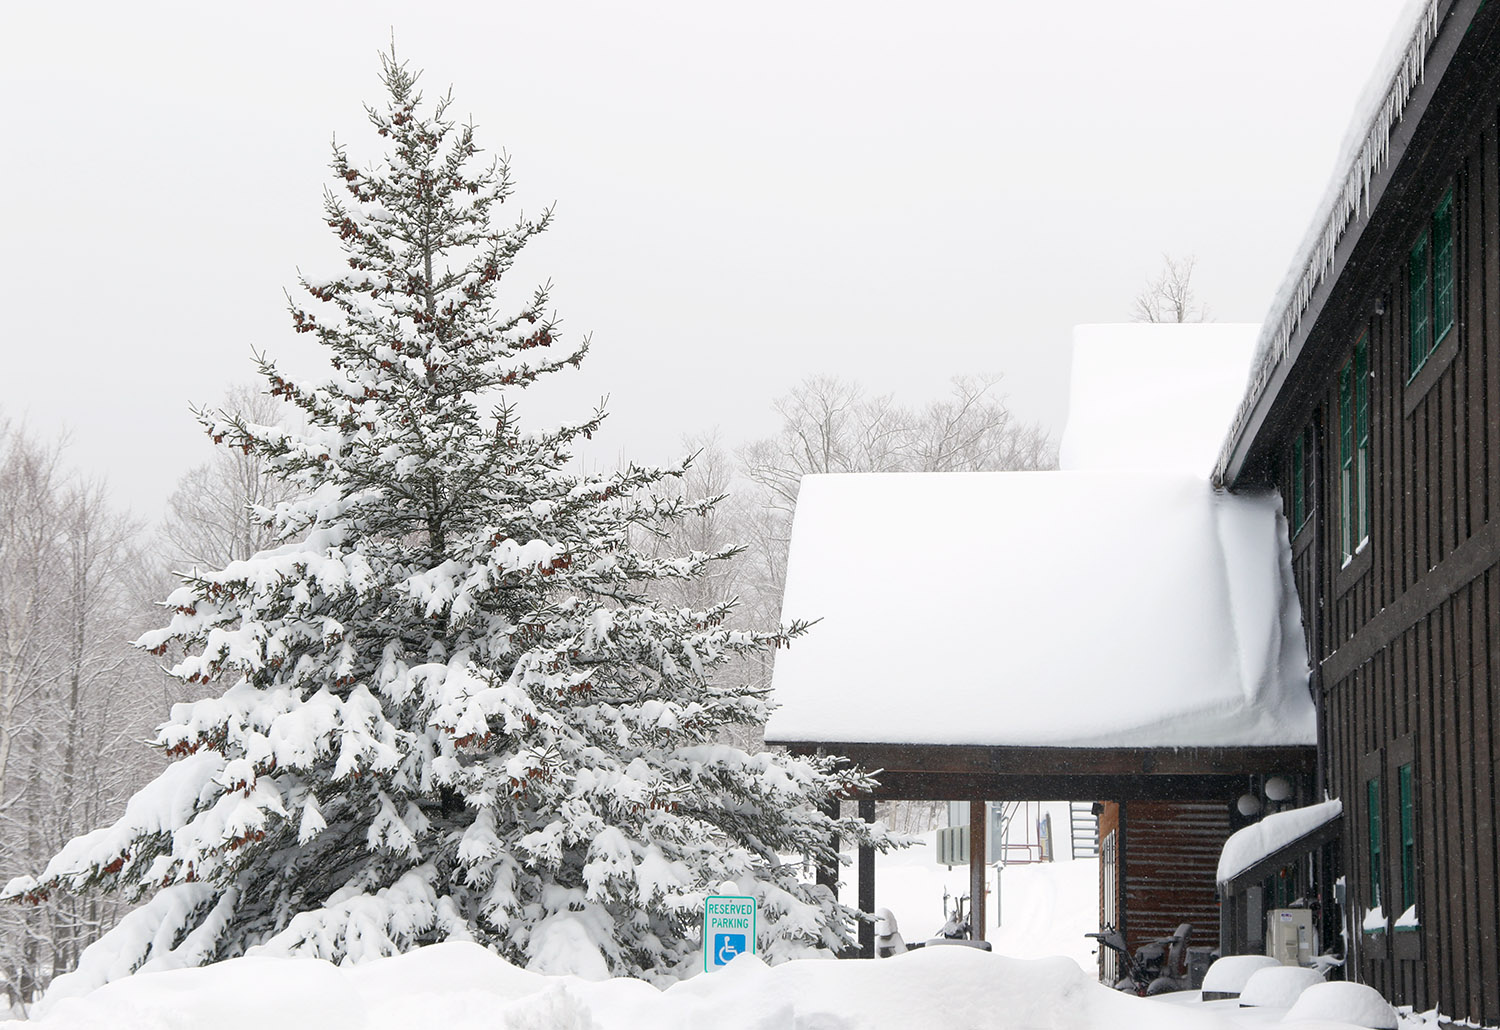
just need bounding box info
[1217,0,1500,1020]
[765,1,1500,1022]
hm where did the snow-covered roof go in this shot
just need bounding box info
[1216,799,1343,884]
[764,470,1315,750]
[1060,324,1258,476]
[1217,0,1447,481]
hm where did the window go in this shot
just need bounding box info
[1290,422,1315,535]
[1367,776,1383,911]
[1410,187,1455,377]
[1339,338,1370,561]
[1398,762,1416,915]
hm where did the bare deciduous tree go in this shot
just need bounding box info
[682,375,1057,764]
[1131,254,1212,323]
[0,421,162,1011]
[738,374,1055,601]
[161,384,298,570]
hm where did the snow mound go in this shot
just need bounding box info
[1284,981,1400,1030]
[1201,954,1281,996]
[1061,323,1259,476]
[10,941,1260,1030]
[1217,800,1342,884]
[766,471,1314,749]
[1237,965,1325,1008]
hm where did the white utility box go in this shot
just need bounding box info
[1266,907,1315,966]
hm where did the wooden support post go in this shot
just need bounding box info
[817,798,840,898]
[858,799,876,959]
[969,798,986,940]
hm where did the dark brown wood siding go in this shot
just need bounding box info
[1269,83,1500,1025]
[1119,800,1230,956]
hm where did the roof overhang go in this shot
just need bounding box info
[779,741,1316,802]
[1219,807,1344,896]
[1221,0,1492,487]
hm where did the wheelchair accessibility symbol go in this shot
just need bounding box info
[703,894,757,972]
[714,933,746,965]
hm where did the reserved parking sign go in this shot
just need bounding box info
[703,894,757,972]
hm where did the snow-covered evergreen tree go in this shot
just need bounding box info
[3,53,889,989]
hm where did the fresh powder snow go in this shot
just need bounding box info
[0,939,1330,1030]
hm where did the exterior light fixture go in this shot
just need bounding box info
[1264,775,1293,802]
[1236,793,1263,817]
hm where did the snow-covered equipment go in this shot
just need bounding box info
[937,891,971,940]
[1199,953,1280,1001]
[1283,980,1399,1029]
[872,908,905,958]
[1084,922,1193,996]
[1237,964,1326,1008]
[1266,907,1315,966]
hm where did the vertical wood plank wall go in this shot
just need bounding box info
[1119,801,1230,957]
[1274,103,1500,1025]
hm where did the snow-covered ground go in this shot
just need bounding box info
[5,850,1419,1029]
[838,838,1101,973]
[6,939,1419,1030]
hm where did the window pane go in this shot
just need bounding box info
[1292,433,1305,531]
[1399,763,1416,911]
[1433,189,1455,343]
[1303,424,1317,523]
[1410,230,1431,373]
[1368,777,1383,910]
[1355,339,1370,544]
[1340,362,1354,559]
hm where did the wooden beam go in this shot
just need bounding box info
[858,799,875,959]
[854,771,1263,803]
[969,798,986,942]
[781,742,1317,779]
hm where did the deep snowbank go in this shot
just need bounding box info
[11,941,1253,1030]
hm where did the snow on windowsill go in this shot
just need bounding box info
[1394,905,1419,931]
[1339,538,1370,570]
[1362,905,1386,933]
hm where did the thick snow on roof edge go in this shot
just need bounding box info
[1217,799,1343,884]
[764,471,1315,750]
[1060,324,1258,476]
[1217,0,1444,480]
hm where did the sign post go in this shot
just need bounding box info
[703,894,758,972]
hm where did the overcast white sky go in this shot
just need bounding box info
[1,0,1410,518]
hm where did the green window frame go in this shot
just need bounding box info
[1410,186,1456,377]
[1290,422,1315,536]
[1339,338,1370,561]
[1433,189,1455,344]
[1409,230,1431,373]
[1398,763,1416,915]
[1368,776,1383,911]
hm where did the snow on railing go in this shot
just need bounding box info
[1216,0,1445,484]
